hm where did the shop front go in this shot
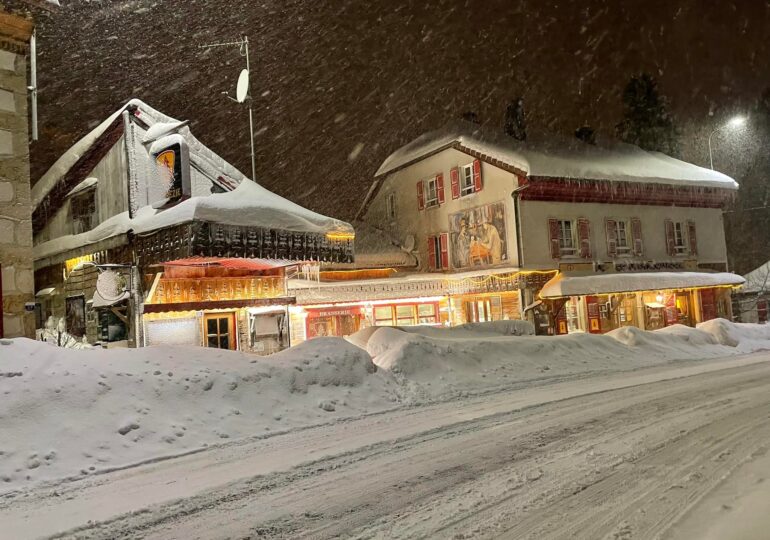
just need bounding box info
[305,306,365,338]
[541,271,743,334]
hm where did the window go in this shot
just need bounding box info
[386,192,396,219]
[395,305,416,325]
[71,189,97,234]
[427,233,449,270]
[424,177,439,208]
[417,304,437,324]
[673,221,687,254]
[460,163,475,196]
[374,306,394,326]
[204,313,236,349]
[614,220,630,254]
[558,219,577,256]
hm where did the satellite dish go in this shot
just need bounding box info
[95,270,127,303]
[236,69,250,103]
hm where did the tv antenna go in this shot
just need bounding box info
[199,36,257,184]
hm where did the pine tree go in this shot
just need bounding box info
[504,98,527,140]
[616,73,680,156]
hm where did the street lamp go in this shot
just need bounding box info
[708,116,747,170]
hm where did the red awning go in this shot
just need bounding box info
[155,257,300,271]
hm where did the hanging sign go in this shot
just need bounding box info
[150,134,191,203]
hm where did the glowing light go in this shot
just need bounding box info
[325,231,356,242]
[727,116,747,128]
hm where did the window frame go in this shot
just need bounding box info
[424,177,439,208]
[673,221,687,254]
[70,188,98,235]
[460,163,476,196]
[614,219,631,254]
[557,219,577,257]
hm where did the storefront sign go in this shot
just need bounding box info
[614,260,685,272]
[309,307,363,318]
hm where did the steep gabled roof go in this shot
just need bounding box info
[375,120,739,190]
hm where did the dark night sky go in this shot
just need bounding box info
[30,1,770,222]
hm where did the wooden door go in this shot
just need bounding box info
[203,313,237,350]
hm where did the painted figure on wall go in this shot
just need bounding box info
[449,202,508,268]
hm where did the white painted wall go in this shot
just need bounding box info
[362,147,520,272]
[519,200,729,269]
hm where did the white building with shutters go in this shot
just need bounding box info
[288,120,744,338]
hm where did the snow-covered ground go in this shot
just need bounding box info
[1,319,768,499]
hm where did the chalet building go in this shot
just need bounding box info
[289,121,744,339]
[0,0,58,339]
[32,99,353,352]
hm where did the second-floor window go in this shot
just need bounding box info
[615,220,630,254]
[71,189,97,234]
[673,221,687,254]
[558,219,577,256]
[460,163,476,196]
[417,173,444,210]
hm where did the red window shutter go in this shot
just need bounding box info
[436,173,445,205]
[664,219,675,256]
[427,236,436,270]
[631,217,643,256]
[417,181,425,210]
[439,233,449,269]
[548,218,561,259]
[687,220,697,256]
[472,159,482,192]
[605,218,617,258]
[577,218,591,259]
[450,167,460,199]
[758,299,768,323]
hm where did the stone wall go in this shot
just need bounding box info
[0,45,34,338]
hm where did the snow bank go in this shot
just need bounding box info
[0,338,395,494]
[697,318,770,351]
[363,320,770,402]
[2,320,768,494]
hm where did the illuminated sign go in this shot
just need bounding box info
[150,134,191,203]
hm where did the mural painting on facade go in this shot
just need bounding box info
[449,202,507,268]
[65,295,87,337]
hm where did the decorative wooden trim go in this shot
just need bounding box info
[519,176,734,208]
[143,296,296,314]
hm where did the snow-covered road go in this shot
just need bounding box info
[3,351,770,539]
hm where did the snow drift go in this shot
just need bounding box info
[1,319,768,494]
[0,337,396,493]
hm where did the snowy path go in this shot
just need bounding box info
[2,352,770,539]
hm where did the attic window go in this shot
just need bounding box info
[71,189,97,234]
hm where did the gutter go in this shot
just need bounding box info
[512,182,529,268]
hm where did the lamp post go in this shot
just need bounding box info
[708,116,747,170]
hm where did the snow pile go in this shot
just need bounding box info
[0,338,395,494]
[361,320,770,402]
[697,318,770,351]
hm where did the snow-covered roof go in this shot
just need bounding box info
[376,120,738,190]
[66,177,97,198]
[742,261,770,294]
[32,98,353,261]
[32,98,250,209]
[539,271,745,299]
[34,180,353,260]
